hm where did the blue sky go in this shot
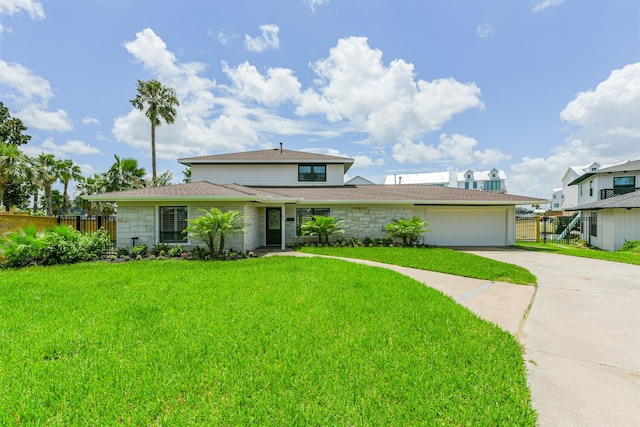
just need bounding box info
[1,0,638,199]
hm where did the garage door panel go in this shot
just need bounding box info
[425,207,506,246]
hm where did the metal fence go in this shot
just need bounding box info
[56,215,117,242]
[516,215,593,245]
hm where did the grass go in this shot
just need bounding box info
[298,246,537,285]
[0,258,536,426]
[515,242,640,265]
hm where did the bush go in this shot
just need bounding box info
[0,225,111,268]
[117,247,130,258]
[167,245,184,258]
[151,243,172,256]
[130,244,148,258]
[620,240,640,253]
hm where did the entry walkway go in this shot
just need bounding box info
[267,248,640,426]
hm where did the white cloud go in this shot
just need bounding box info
[476,23,495,39]
[0,59,73,131]
[392,133,509,166]
[245,24,280,52]
[508,62,640,198]
[222,61,301,106]
[532,0,565,13]
[0,0,44,34]
[306,0,329,13]
[82,116,99,125]
[22,138,100,159]
[296,37,483,144]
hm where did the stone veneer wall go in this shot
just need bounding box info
[284,204,415,247]
[116,205,156,249]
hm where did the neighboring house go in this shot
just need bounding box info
[566,191,640,251]
[88,147,545,251]
[558,162,602,210]
[550,188,564,212]
[345,175,376,185]
[565,159,640,251]
[384,168,507,193]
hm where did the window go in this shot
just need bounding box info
[579,185,583,196]
[590,212,597,237]
[464,182,469,189]
[484,181,501,191]
[296,208,330,235]
[613,176,635,188]
[298,164,326,182]
[160,206,187,243]
[473,182,478,189]
[589,180,593,197]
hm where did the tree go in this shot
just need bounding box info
[183,208,245,256]
[0,143,27,209]
[384,216,431,246]
[33,153,59,216]
[105,155,146,192]
[76,174,107,216]
[57,159,83,215]
[182,166,191,183]
[301,215,345,244]
[130,79,179,185]
[0,102,31,146]
[155,170,174,187]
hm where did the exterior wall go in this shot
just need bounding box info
[116,204,156,249]
[284,204,414,246]
[562,171,580,210]
[586,208,640,251]
[244,203,263,251]
[576,172,640,206]
[191,163,345,186]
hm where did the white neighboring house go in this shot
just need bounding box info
[345,175,376,185]
[88,147,545,251]
[566,159,640,251]
[550,188,564,212]
[558,162,602,210]
[385,168,507,193]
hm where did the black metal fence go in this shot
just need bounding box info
[56,215,117,242]
[516,215,593,245]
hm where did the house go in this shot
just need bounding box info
[384,168,507,193]
[557,162,602,211]
[566,192,640,251]
[345,175,376,185]
[88,147,546,251]
[564,159,640,250]
[550,188,563,212]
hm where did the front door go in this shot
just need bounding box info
[265,207,282,246]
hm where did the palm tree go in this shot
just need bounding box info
[384,216,431,246]
[0,144,27,209]
[130,79,179,185]
[301,215,346,244]
[105,155,146,192]
[183,208,245,256]
[57,159,83,215]
[33,153,59,216]
[76,174,106,216]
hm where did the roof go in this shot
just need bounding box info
[565,191,640,210]
[568,159,640,186]
[87,181,547,206]
[457,169,506,181]
[345,175,376,185]
[178,148,354,173]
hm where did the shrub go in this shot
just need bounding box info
[0,225,111,268]
[151,243,171,256]
[117,247,130,258]
[620,240,640,253]
[384,217,431,246]
[130,245,148,258]
[183,208,245,256]
[167,245,184,257]
[301,215,345,244]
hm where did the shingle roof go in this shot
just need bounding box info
[88,181,547,205]
[568,159,640,186]
[566,191,640,210]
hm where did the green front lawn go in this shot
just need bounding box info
[298,246,537,285]
[515,242,640,265]
[0,258,536,425]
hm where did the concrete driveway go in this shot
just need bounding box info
[461,248,640,427]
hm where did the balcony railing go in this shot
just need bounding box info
[600,187,639,199]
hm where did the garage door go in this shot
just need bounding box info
[420,207,507,246]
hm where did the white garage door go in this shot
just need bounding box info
[420,207,507,246]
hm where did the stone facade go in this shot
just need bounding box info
[116,205,156,250]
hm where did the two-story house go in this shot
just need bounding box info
[384,168,507,193]
[565,159,640,250]
[88,146,545,251]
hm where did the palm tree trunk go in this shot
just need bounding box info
[63,181,69,215]
[32,191,38,212]
[151,122,157,186]
[45,185,52,216]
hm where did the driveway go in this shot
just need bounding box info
[460,248,640,427]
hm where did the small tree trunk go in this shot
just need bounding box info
[151,122,157,186]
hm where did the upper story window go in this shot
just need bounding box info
[160,206,188,243]
[613,176,635,188]
[589,180,593,197]
[484,181,501,191]
[298,164,326,182]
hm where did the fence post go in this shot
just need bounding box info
[542,216,547,244]
[536,217,540,243]
[75,216,81,232]
[97,215,103,230]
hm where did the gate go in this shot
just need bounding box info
[57,215,117,242]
